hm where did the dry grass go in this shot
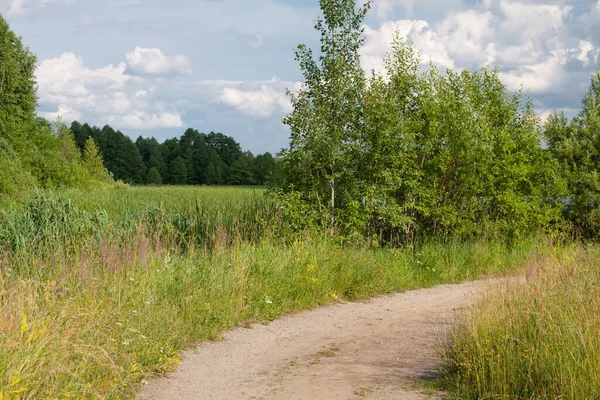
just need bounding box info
[443,241,600,399]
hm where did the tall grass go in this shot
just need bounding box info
[0,188,278,266]
[442,243,600,399]
[0,187,544,398]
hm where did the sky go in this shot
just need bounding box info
[2,0,599,154]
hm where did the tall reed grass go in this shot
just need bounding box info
[442,243,600,399]
[0,188,278,267]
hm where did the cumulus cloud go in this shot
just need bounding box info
[36,53,129,101]
[362,20,455,73]
[361,0,600,104]
[216,78,298,118]
[219,86,290,118]
[365,0,464,19]
[36,51,184,130]
[125,47,192,76]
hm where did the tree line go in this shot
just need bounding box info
[4,4,600,241]
[277,0,600,242]
[69,122,282,186]
[0,13,279,197]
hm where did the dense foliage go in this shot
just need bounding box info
[70,123,281,186]
[0,15,112,197]
[544,71,600,239]
[3,2,600,239]
[278,0,596,243]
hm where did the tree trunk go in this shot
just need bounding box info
[330,164,335,226]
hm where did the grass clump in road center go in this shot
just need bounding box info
[442,243,600,399]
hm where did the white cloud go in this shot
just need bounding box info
[117,110,184,130]
[577,40,599,67]
[361,1,599,97]
[361,20,456,74]
[218,85,291,118]
[38,104,82,122]
[36,51,185,129]
[4,0,71,17]
[213,78,298,118]
[125,47,192,76]
[36,52,129,103]
[499,53,566,92]
[437,10,494,67]
[366,0,464,19]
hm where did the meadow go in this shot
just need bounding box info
[2,0,600,397]
[0,186,543,399]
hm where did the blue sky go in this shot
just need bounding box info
[2,0,599,154]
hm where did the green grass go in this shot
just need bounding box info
[441,243,600,399]
[0,187,277,263]
[60,186,268,217]
[0,186,544,398]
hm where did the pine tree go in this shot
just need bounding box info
[169,157,188,185]
[146,167,163,185]
[83,137,112,183]
[56,121,82,164]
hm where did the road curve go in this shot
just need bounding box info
[138,280,492,400]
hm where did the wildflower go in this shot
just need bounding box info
[265,296,273,304]
[20,314,29,336]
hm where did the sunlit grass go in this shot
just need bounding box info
[442,243,600,399]
[0,187,543,398]
[61,186,267,217]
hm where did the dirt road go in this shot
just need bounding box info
[138,280,490,400]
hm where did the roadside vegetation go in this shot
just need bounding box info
[0,192,541,397]
[2,0,600,398]
[442,243,600,399]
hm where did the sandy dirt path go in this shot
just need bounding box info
[138,280,491,400]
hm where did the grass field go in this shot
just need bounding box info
[61,186,269,216]
[0,186,544,398]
